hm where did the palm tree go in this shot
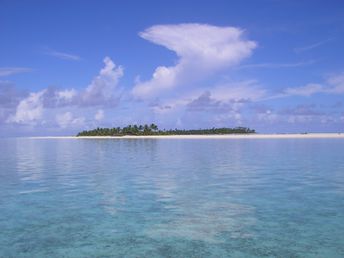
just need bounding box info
[76,124,256,136]
[150,123,158,132]
[143,124,150,134]
[133,125,139,135]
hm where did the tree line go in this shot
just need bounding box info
[77,124,256,136]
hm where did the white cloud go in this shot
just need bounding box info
[56,112,85,128]
[27,57,123,108]
[46,50,81,61]
[294,38,334,53]
[237,60,314,69]
[151,80,265,116]
[256,109,278,123]
[82,57,123,106]
[7,90,45,125]
[148,80,266,130]
[250,104,341,126]
[284,83,323,96]
[95,109,104,121]
[211,80,266,102]
[326,73,344,93]
[282,73,344,97]
[0,67,32,77]
[214,111,243,125]
[5,57,124,130]
[132,23,256,99]
[57,89,77,101]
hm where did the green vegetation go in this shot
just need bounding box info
[77,124,256,136]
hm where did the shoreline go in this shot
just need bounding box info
[28,133,344,139]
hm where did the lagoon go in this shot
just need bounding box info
[1,137,344,257]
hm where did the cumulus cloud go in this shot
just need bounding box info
[57,89,78,101]
[40,87,78,108]
[186,86,258,113]
[56,112,85,128]
[282,73,344,97]
[211,80,266,102]
[132,23,256,99]
[186,91,225,112]
[150,79,266,124]
[182,83,265,125]
[82,57,123,106]
[0,82,28,124]
[27,57,123,108]
[250,104,340,127]
[280,104,322,116]
[5,57,123,128]
[252,105,278,123]
[7,90,46,125]
[0,81,26,108]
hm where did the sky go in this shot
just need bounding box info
[1,0,344,136]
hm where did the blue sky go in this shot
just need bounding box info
[1,0,344,136]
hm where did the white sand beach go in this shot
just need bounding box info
[30,133,344,139]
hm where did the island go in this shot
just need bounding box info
[76,124,256,136]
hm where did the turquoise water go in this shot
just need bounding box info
[1,138,344,257]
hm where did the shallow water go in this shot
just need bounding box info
[1,138,344,257]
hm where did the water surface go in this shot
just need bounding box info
[1,138,344,257]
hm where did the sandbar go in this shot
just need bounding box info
[29,133,344,139]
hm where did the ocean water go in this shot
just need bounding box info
[0,138,344,258]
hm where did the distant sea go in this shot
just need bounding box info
[1,138,344,257]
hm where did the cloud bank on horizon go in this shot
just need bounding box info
[1,20,343,135]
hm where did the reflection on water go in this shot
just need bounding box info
[145,201,256,242]
[15,139,45,182]
[1,138,344,257]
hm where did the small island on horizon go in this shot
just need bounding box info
[76,124,256,137]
